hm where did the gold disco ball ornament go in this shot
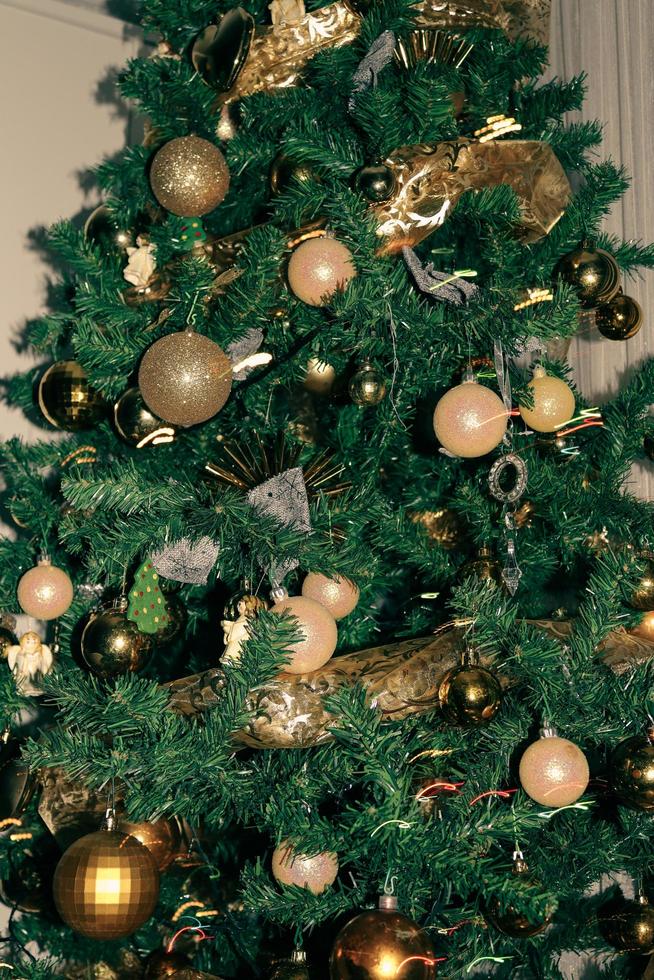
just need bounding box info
[38,360,105,431]
[118,813,181,872]
[554,244,620,309]
[595,289,643,340]
[611,730,654,810]
[598,893,654,953]
[348,361,387,407]
[81,599,153,677]
[113,387,176,448]
[330,894,436,979]
[150,136,230,217]
[438,660,502,727]
[53,825,160,940]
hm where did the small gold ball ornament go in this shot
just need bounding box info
[144,950,191,980]
[518,728,589,807]
[84,204,133,252]
[272,842,339,894]
[438,659,502,727]
[150,135,230,216]
[518,366,575,433]
[81,600,153,677]
[113,387,176,448]
[632,610,654,641]
[38,360,104,431]
[595,289,643,340]
[410,509,462,549]
[17,558,74,620]
[630,554,654,610]
[554,244,620,308]
[53,827,159,940]
[270,153,317,193]
[270,595,338,674]
[287,237,356,307]
[485,855,553,938]
[353,164,397,203]
[459,545,502,585]
[348,362,387,406]
[302,573,360,620]
[138,329,233,427]
[118,813,181,871]
[433,373,507,458]
[598,893,654,953]
[304,358,336,395]
[611,730,654,810]
[270,951,310,980]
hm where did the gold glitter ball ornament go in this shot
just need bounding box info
[38,360,105,431]
[150,136,230,217]
[438,661,502,727]
[272,842,339,894]
[119,813,181,871]
[330,894,436,980]
[348,361,387,406]
[554,244,620,308]
[518,366,575,434]
[114,387,176,448]
[485,855,553,938]
[53,828,159,940]
[301,572,360,620]
[270,595,338,674]
[518,729,589,807]
[138,330,233,427]
[599,894,654,953]
[287,237,356,307]
[81,602,153,677]
[17,558,74,620]
[433,376,507,458]
[595,289,643,340]
[270,951,310,980]
[611,731,654,811]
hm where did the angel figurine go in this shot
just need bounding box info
[7,631,54,696]
[221,594,268,665]
[123,235,157,288]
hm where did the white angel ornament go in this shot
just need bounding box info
[123,236,157,288]
[7,631,54,696]
[221,594,268,665]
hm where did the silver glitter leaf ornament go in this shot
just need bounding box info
[152,536,220,585]
[227,328,265,381]
[349,30,396,110]
[403,247,480,305]
[247,467,312,588]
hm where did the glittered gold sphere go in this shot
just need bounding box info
[138,330,233,427]
[433,379,507,458]
[595,290,643,340]
[304,358,336,395]
[301,573,360,620]
[348,362,387,406]
[270,951,310,980]
[518,368,575,433]
[270,595,338,674]
[272,842,338,894]
[485,860,553,938]
[81,605,153,677]
[518,733,589,807]
[410,509,463,550]
[287,237,356,307]
[270,153,317,194]
[38,360,105,431]
[144,950,191,979]
[119,814,181,871]
[611,733,654,810]
[599,895,654,953]
[330,897,436,980]
[114,387,176,448]
[53,829,159,940]
[438,663,502,727]
[150,136,229,216]
[630,555,654,611]
[17,558,74,620]
[554,245,620,308]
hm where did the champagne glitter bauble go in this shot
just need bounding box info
[302,573,359,620]
[272,842,339,895]
[144,950,191,980]
[611,731,654,810]
[599,894,654,953]
[138,330,233,427]
[438,662,502,727]
[433,377,507,458]
[485,856,553,938]
[554,245,620,308]
[348,362,387,406]
[518,730,589,807]
[518,366,575,433]
[630,554,654,610]
[595,290,643,340]
[113,387,176,448]
[17,558,74,620]
[270,595,338,674]
[38,360,104,431]
[354,164,397,203]
[119,814,181,871]
[53,828,159,940]
[270,951,310,980]
[81,602,153,677]
[330,895,436,980]
[304,358,336,395]
[287,237,356,307]
[150,136,230,216]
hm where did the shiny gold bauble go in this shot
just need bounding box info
[554,245,620,308]
[433,378,507,458]
[410,509,462,550]
[459,546,501,585]
[632,610,654,642]
[0,622,17,659]
[17,557,74,620]
[348,362,387,406]
[301,572,360,620]
[53,829,159,940]
[519,731,589,807]
[119,814,181,871]
[519,366,575,433]
[599,894,654,953]
[191,8,253,91]
[304,358,336,395]
[353,164,397,203]
[485,858,553,938]
[270,951,310,980]
[0,845,58,915]
[287,237,356,307]
[38,360,105,431]
[150,136,230,216]
[272,842,338,895]
[81,604,153,677]
[84,204,133,252]
[144,950,191,979]
[630,554,654,610]
[270,153,317,193]
[156,594,188,645]
[330,895,436,979]
[611,732,654,810]
[595,290,643,340]
[113,387,176,448]
[270,595,338,674]
[0,732,37,821]
[138,330,233,427]
[438,662,502,727]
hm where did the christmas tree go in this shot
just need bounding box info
[3,0,654,976]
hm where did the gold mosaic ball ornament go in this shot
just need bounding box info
[518,728,589,807]
[595,289,643,340]
[518,366,575,434]
[150,135,230,216]
[301,572,360,620]
[598,893,654,953]
[554,244,620,308]
[53,827,160,940]
[438,661,502,727]
[38,360,104,431]
[17,558,74,620]
[348,361,387,406]
[113,387,176,448]
[433,373,507,458]
[138,330,233,427]
[118,813,181,871]
[272,842,339,894]
[287,237,356,307]
[270,595,338,674]
[611,730,654,810]
[81,600,153,677]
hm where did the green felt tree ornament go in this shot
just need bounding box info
[127,559,170,634]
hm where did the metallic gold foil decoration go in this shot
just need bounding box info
[375,139,571,254]
[595,289,643,340]
[599,893,654,954]
[38,360,105,431]
[611,730,654,810]
[485,853,553,938]
[150,136,230,217]
[438,660,502,726]
[17,557,74,620]
[53,828,160,940]
[81,600,153,677]
[113,387,176,447]
[518,727,589,807]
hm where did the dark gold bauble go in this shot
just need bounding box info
[0,617,17,659]
[438,661,502,727]
[595,289,643,340]
[304,357,336,395]
[0,731,37,821]
[645,435,654,461]
[270,951,310,980]
[554,244,620,309]
[270,153,317,194]
[409,508,462,549]
[330,895,436,979]
[348,361,387,406]
[630,554,654,610]
[459,545,501,585]
[144,950,191,980]
[514,500,536,529]
[38,360,105,431]
[155,594,188,645]
[0,845,58,914]
[81,602,153,677]
[118,814,181,871]
[353,164,397,203]
[611,731,654,810]
[598,894,654,953]
[485,857,553,938]
[150,136,230,217]
[53,828,160,940]
[113,387,176,448]
[84,204,133,252]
